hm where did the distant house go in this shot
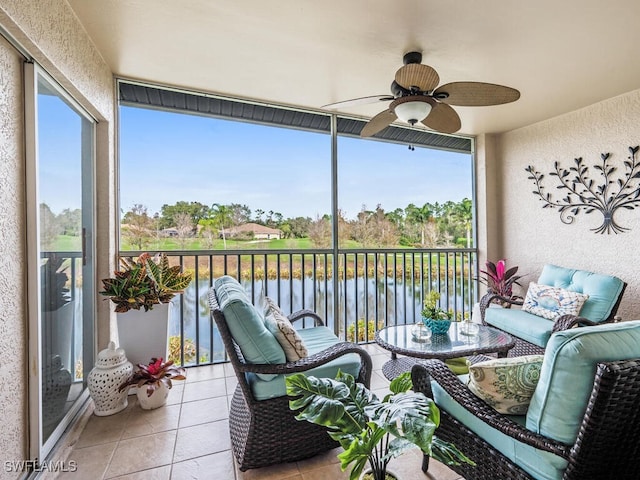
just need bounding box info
[226,223,282,240]
[161,228,179,237]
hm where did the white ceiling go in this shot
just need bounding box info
[68,0,640,135]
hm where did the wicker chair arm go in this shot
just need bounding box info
[288,309,325,326]
[235,341,371,376]
[479,293,524,324]
[412,360,571,459]
[552,314,597,333]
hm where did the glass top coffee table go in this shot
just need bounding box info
[374,322,515,380]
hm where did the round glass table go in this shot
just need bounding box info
[374,322,515,380]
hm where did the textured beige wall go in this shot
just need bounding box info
[0,34,27,478]
[0,0,116,473]
[495,89,640,320]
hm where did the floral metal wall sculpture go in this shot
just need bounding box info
[525,145,640,234]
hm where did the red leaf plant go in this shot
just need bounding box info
[477,259,525,301]
[118,357,186,397]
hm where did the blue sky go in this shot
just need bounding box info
[38,93,83,215]
[119,106,473,221]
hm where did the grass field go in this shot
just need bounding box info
[55,235,393,251]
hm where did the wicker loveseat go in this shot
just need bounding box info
[208,275,372,471]
[480,264,626,356]
[412,320,640,479]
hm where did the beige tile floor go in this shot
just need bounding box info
[59,344,464,480]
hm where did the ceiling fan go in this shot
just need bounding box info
[322,51,520,136]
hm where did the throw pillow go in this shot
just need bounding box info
[522,282,589,320]
[467,355,544,414]
[264,297,308,361]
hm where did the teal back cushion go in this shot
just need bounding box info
[526,320,640,444]
[214,276,285,380]
[537,264,624,322]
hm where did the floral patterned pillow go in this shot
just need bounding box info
[522,282,589,320]
[468,355,544,414]
[264,297,308,361]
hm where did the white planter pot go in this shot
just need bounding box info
[136,382,169,410]
[117,302,171,368]
[359,468,400,480]
[43,302,75,372]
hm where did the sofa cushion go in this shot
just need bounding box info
[522,282,589,320]
[484,308,554,348]
[264,297,308,361]
[247,326,361,401]
[526,320,640,444]
[432,376,568,480]
[468,355,544,414]
[214,276,285,381]
[537,264,624,322]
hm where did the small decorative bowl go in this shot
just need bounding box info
[423,318,452,335]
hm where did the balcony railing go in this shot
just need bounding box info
[120,248,479,366]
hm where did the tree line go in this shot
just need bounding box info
[121,199,473,250]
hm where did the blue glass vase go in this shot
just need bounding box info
[423,317,452,335]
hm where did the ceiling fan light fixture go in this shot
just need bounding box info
[392,97,432,125]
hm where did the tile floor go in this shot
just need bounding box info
[59,344,464,480]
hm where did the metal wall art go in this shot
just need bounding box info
[525,145,640,234]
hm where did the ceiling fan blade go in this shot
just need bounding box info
[422,103,461,134]
[395,64,440,92]
[434,82,520,106]
[322,95,394,110]
[360,109,397,137]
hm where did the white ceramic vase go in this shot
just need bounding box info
[88,341,133,416]
[117,302,171,368]
[136,382,169,410]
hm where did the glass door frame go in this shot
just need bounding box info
[24,62,97,461]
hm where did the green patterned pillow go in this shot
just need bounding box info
[468,355,544,414]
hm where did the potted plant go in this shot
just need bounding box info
[286,370,473,480]
[421,291,453,334]
[100,253,193,366]
[477,259,524,307]
[118,357,186,410]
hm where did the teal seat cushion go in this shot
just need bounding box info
[432,376,567,480]
[537,264,624,322]
[485,308,554,348]
[247,326,361,401]
[526,320,640,444]
[215,276,285,381]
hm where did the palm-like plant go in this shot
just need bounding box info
[286,371,473,480]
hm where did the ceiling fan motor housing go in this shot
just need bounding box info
[403,51,423,65]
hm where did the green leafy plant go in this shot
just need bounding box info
[118,357,186,397]
[421,290,452,320]
[347,319,384,342]
[168,335,197,365]
[286,370,473,480]
[100,253,193,312]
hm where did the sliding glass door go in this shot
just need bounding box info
[26,64,96,459]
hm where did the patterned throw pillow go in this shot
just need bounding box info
[522,282,589,320]
[468,355,544,414]
[264,297,308,361]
